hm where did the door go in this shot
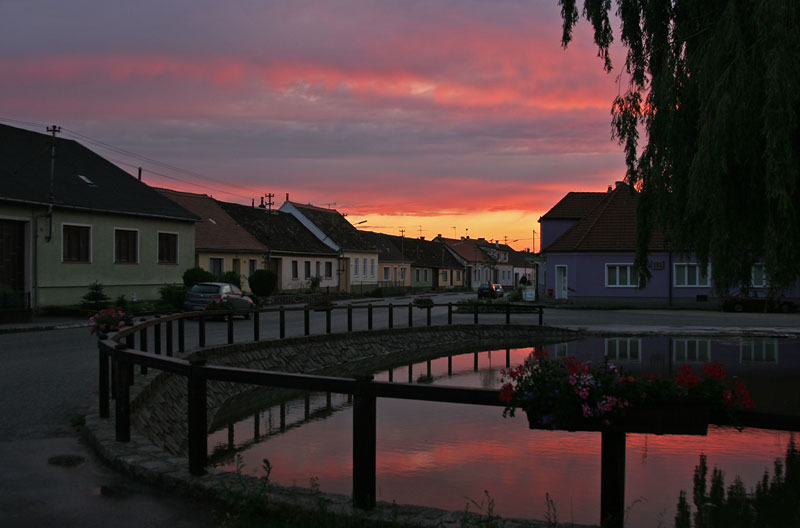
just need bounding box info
[555,265,568,300]
[0,220,26,306]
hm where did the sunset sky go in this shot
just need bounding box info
[1,1,629,251]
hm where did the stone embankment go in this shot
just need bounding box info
[86,323,588,528]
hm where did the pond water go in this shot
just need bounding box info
[208,337,799,527]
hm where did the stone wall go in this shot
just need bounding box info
[130,324,579,455]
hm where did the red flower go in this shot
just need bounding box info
[675,364,701,388]
[703,361,727,380]
[563,356,589,375]
[499,383,515,403]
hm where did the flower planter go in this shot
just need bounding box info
[525,400,711,435]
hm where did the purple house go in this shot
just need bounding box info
[540,182,721,308]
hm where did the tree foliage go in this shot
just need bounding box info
[559,0,800,294]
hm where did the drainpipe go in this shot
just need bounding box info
[668,251,673,308]
[32,205,53,310]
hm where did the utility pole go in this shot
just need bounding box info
[265,193,274,212]
[47,125,61,202]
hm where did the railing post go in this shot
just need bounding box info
[279,306,286,339]
[601,431,626,528]
[347,305,353,332]
[505,303,511,325]
[199,316,206,348]
[99,341,110,418]
[538,306,543,326]
[227,313,234,344]
[474,303,479,324]
[253,310,260,341]
[408,304,413,327]
[139,326,148,353]
[178,318,185,353]
[388,303,393,329]
[188,357,208,476]
[326,308,332,334]
[368,304,373,330]
[353,374,376,510]
[447,303,452,324]
[114,345,131,442]
[154,322,162,355]
[166,320,174,357]
[304,307,310,336]
[426,305,431,326]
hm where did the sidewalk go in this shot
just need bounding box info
[0,314,88,334]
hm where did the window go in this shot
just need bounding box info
[325,262,333,278]
[741,339,778,363]
[606,264,637,287]
[752,263,767,288]
[674,263,710,287]
[423,269,428,281]
[354,258,359,277]
[363,258,367,277]
[209,257,224,279]
[673,339,711,362]
[383,266,390,280]
[415,269,420,282]
[456,270,461,281]
[605,338,641,361]
[304,261,311,279]
[316,261,321,277]
[291,260,298,279]
[400,267,407,281]
[63,224,90,262]
[156,232,178,264]
[249,258,258,276]
[370,258,375,277]
[551,343,569,359]
[441,270,448,281]
[114,229,138,263]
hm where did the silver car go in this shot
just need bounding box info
[183,282,255,318]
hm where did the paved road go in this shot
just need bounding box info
[1,294,799,526]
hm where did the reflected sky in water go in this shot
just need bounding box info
[209,338,798,527]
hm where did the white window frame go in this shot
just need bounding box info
[552,342,570,359]
[751,263,768,288]
[61,223,92,263]
[156,231,179,265]
[400,267,407,281]
[673,339,711,363]
[674,262,710,287]
[354,258,359,277]
[383,266,390,281]
[740,339,779,364]
[113,227,139,264]
[604,338,642,362]
[291,260,298,279]
[370,258,375,277]
[605,263,637,287]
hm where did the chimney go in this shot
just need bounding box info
[258,197,266,208]
[607,185,613,193]
[615,181,624,188]
[420,236,425,240]
[286,193,290,201]
[251,198,255,207]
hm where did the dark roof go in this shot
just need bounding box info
[358,231,408,263]
[544,183,668,252]
[440,237,497,264]
[218,201,337,255]
[392,236,463,269]
[0,124,197,221]
[156,189,266,252]
[509,250,537,267]
[539,191,607,221]
[289,202,375,251]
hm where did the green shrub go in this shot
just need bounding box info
[114,294,129,310]
[222,271,242,288]
[183,267,215,287]
[308,275,323,291]
[249,269,277,297]
[80,282,110,311]
[159,284,187,310]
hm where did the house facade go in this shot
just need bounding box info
[219,201,339,293]
[280,200,379,293]
[0,124,197,308]
[358,231,411,290]
[539,182,782,307]
[156,189,267,292]
[437,236,495,290]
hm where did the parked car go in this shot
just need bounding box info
[183,282,255,318]
[722,296,796,313]
[477,283,504,299]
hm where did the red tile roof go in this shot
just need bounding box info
[544,183,667,252]
[155,188,267,252]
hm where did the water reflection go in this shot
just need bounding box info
[208,337,799,527]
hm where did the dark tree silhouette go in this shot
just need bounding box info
[558,0,800,294]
